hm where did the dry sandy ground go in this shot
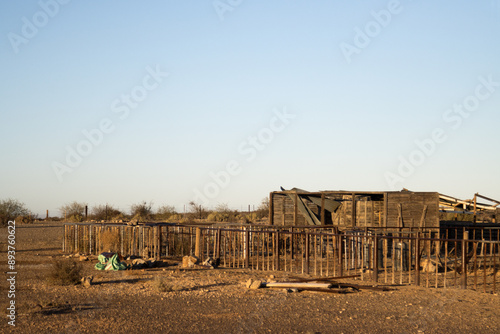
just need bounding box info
[1,222,499,333]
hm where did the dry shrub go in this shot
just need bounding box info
[15,215,34,224]
[100,229,120,252]
[130,213,149,224]
[152,276,173,293]
[166,213,181,223]
[47,259,82,286]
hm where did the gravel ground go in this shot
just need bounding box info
[1,222,499,333]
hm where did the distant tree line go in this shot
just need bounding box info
[0,198,270,225]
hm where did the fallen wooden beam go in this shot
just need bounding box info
[336,283,394,291]
[262,282,332,289]
[288,274,361,282]
[296,288,352,294]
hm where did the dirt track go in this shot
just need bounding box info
[1,222,499,333]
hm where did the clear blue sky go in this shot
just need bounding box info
[1,0,499,217]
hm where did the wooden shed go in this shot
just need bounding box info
[269,188,440,229]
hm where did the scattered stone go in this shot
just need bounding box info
[363,269,374,277]
[132,258,147,268]
[202,257,220,269]
[249,280,263,290]
[182,256,199,268]
[79,255,89,262]
[127,219,138,226]
[421,259,436,273]
[81,276,93,288]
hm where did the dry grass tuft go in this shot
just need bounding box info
[47,259,83,286]
[152,276,174,293]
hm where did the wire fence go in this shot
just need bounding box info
[63,223,500,293]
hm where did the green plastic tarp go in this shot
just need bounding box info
[94,253,129,271]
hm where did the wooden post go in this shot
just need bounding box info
[269,192,274,225]
[275,231,280,271]
[415,232,421,286]
[75,225,78,253]
[46,210,49,220]
[90,225,93,255]
[195,227,201,258]
[85,206,88,220]
[305,232,310,274]
[338,233,343,277]
[373,233,379,282]
[63,225,66,252]
[215,228,221,259]
[245,228,250,268]
[156,226,161,260]
[120,226,123,257]
[462,231,468,289]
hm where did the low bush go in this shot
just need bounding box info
[151,276,173,293]
[91,204,123,221]
[47,259,83,286]
[0,198,30,227]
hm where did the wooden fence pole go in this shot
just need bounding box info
[195,227,201,258]
[245,228,250,268]
[373,233,379,282]
[275,230,280,271]
[462,231,469,289]
[339,232,344,277]
[216,228,221,259]
[305,232,310,274]
[415,232,421,286]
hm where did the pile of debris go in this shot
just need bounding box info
[181,256,220,269]
[246,275,395,294]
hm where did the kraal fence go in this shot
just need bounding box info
[63,223,500,293]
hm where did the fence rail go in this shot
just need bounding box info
[63,223,500,293]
